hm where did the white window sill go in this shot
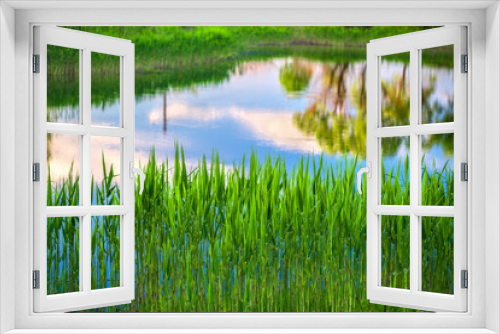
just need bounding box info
[4,329,497,334]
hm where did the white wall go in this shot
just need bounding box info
[0,2,16,333]
[7,5,490,332]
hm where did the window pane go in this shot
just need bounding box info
[47,216,80,295]
[421,216,454,294]
[421,45,454,124]
[47,134,80,206]
[91,215,121,290]
[47,45,80,124]
[91,136,121,205]
[381,215,410,290]
[380,52,410,127]
[381,137,410,205]
[91,52,121,127]
[421,133,454,206]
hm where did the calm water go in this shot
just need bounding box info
[47,47,454,183]
[134,59,360,169]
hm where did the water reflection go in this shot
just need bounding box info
[47,47,454,182]
[381,53,410,127]
[279,59,313,94]
[422,45,454,124]
[292,61,366,155]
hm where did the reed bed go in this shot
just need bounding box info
[46,147,454,312]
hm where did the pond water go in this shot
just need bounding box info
[47,46,454,183]
[134,58,361,169]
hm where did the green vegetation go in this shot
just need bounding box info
[45,26,455,312]
[64,26,436,71]
[47,148,454,312]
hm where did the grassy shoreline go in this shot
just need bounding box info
[49,26,440,73]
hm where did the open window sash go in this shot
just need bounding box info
[366,26,467,312]
[33,26,136,312]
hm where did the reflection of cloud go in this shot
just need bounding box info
[147,101,322,155]
[91,136,121,183]
[47,134,80,183]
[422,68,453,107]
[49,135,122,186]
[149,102,223,125]
[227,107,322,154]
[396,143,409,159]
[423,146,453,171]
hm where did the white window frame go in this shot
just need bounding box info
[2,3,497,333]
[366,26,467,312]
[33,26,136,312]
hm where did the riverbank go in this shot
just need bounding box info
[57,26,435,72]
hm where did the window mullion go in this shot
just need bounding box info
[81,47,92,294]
[413,123,454,135]
[373,123,455,138]
[409,47,420,294]
[373,126,411,137]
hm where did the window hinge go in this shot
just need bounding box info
[461,54,468,73]
[461,162,468,182]
[33,54,40,73]
[33,270,40,289]
[33,163,40,182]
[461,270,468,289]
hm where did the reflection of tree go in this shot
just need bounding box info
[279,59,313,93]
[47,133,53,162]
[422,133,454,157]
[381,137,407,157]
[163,91,168,135]
[293,62,367,156]
[380,65,409,127]
[46,44,455,161]
[421,74,454,156]
[293,61,454,158]
[421,74,454,124]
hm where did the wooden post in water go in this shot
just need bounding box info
[163,91,168,134]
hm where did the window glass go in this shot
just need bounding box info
[381,137,410,205]
[380,52,410,127]
[421,216,454,294]
[421,45,454,124]
[47,217,80,295]
[91,136,121,206]
[91,52,121,127]
[47,134,80,206]
[381,215,410,290]
[421,134,454,206]
[47,45,80,124]
[92,215,121,290]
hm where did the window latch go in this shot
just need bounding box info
[357,162,372,195]
[129,162,145,195]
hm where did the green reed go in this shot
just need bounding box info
[47,147,454,312]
